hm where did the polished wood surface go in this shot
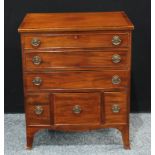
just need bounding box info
[26,93,49,105]
[24,70,129,90]
[18,12,134,149]
[23,32,129,49]
[25,50,128,70]
[54,93,101,124]
[104,91,127,123]
[26,104,50,125]
[25,93,51,125]
[18,12,134,32]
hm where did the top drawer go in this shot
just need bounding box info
[23,32,129,49]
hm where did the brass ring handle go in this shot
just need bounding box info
[32,77,42,86]
[31,38,41,47]
[112,104,120,113]
[112,54,121,63]
[112,36,122,46]
[34,105,43,115]
[32,56,42,65]
[112,75,121,84]
[72,105,81,114]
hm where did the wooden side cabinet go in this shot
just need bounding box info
[18,12,134,149]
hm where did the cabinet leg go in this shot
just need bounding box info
[26,127,39,149]
[117,125,130,149]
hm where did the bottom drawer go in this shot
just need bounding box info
[53,93,101,125]
[104,91,128,123]
[25,93,51,125]
[25,91,128,126]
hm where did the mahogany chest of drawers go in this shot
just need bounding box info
[18,12,134,149]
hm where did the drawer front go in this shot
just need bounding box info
[25,93,51,125]
[24,70,128,90]
[104,91,127,123]
[53,93,101,124]
[24,33,129,49]
[25,51,128,70]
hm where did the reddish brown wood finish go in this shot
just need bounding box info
[18,12,134,149]
[26,104,50,125]
[54,93,101,124]
[18,12,134,32]
[26,93,49,105]
[104,91,127,123]
[23,32,129,49]
[24,70,129,90]
[25,50,129,70]
[25,93,51,125]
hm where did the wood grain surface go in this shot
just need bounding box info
[25,50,129,70]
[24,70,129,90]
[23,32,129,49]
[54,93,101,124]
[18,12,134,32]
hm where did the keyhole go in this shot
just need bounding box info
[74,35,79,39]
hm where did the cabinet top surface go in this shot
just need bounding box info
[18,11,134,32]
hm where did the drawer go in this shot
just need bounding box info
[25,51,128,70]
[25,93,51,125]
[104,91,127,123]
[24,70,129,90]
[53,93,101,124]
[23,33,129,49]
